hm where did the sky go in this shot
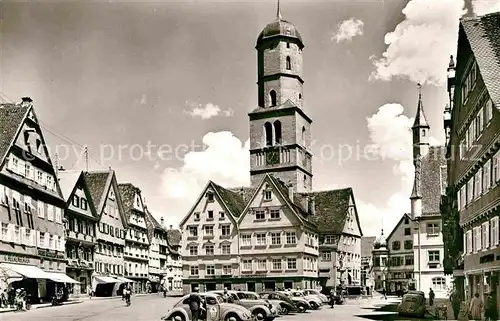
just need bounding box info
[1,0,499,237]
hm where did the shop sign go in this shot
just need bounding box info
[38,249,65,260]
[3,254,30,264]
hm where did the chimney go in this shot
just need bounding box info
[160,217,164,226]
[287,181,294,202]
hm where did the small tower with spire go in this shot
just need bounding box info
[412,84,430,165]
[444,55,456,146]
[410,157,423,219]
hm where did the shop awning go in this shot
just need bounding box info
[94,276,118,284]
[115,276,134,283]
[45,272,80,284]
[0,263,52,280]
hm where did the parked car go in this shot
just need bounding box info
[160,292,253,321]
[397,291,426,318]
[210,290,275,321]
[258,292,297,314]
[303,289,329,304]
[285,290,322,309]
[236,291,281,316]
[276,291,313,312]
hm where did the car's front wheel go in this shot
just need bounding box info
[280,305,289,315]
[169,313,185,321]
[224,313,241,321]
[252,309,266,321]
[309,301,318,310]
[297,303,307,313]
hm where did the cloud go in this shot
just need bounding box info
[161,131,250,203]
[139,93,147,105]
[472,0,500,15]
[370,0,467,86]
[184,102,234,119]
[332,18,364,43]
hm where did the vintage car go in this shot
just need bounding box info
[397,291,427,318]
[210,290,275,321]
[258,292,298,314]
[303,289,329,303]
[160,292,253,321]
[275,291,312,312]
[285,290,322,309]
[237,291,289,315]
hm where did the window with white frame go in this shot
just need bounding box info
[432,277,446,290]
[426,223,440,235]
[190,266,199,276]
[494,150,500,183]
[221,225,231,236]
[241,234,251,246]
[474,170,482,199]
[272,258,281,270]
[188,226,198,237]
[485,98,493,124]
[463,232,467,254]
[14,226,21,244]
[47,204,54,221]
[460,185,466,209]
[270,232,281,245]
[321,251,332,261]
[221,244,231,255]
[204,225,214,236]
[206,265,215,275]
[325,235,335,244]
[256,233,267,246]
[222,265,232,275]
[467,179,474,203]
[205,244,214,256]
[55,207,62,223]
[491,217,499,247]
[255,210,265,220]
[483,160,491,192]
[257,259,267,271]
[474,227,482,252]
[25,228,32,246]
[286,258,297,270]
[242,259,252,271]
[264,190,272,201]
[189,245,198,256]
[428,250,440,263]
[482,222,490,249]
[286,232,296,244]
[270,209,280,219]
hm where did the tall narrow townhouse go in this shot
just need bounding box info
[237,175,319,292]
[164,222,182,293]
[58,169,99,297]
[84,170,129,296]
[0,97,77,303]
[118,183,151,293]
[442,12,500,312]
[180,182,252,294]
[361,236,376,294]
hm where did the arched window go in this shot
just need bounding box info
[269,90,277,107]
[264,122,273,146]
[286,56,291,70]
[274,120,282,145]
[301,126,306,146]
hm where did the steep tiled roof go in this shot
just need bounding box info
[421,146,447,215]
[299,188,353,233]
[361,236,376,258]
[461,13,500,109]
[83,171,111,214]
[166,229,181,248]
[0,104,29,166]
[118,183,139,223]
[212,183,250,217]
[57,170,82,201]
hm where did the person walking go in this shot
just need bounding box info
[428,288,435,306]
[1,289,7,308]
[329,288,335,308]
[188,287,202,321]
[222,288,231,303]
[382,287,387,300]
[484,292,498,321]
[469,292,483,320]
[450,288,461,320]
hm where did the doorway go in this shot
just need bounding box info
[284,281,293,290]
[264,282,275,291]
[247,282,255,292]
[206,283,216,291]
[223,283,232,290]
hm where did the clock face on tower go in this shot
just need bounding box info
[265,149,279,166]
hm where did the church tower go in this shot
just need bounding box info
[248,2,313,193]
[410,84,430,218]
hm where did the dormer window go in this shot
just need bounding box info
[72,195,80,207]
[207,210,214,220]
[206,192,214,202]
[264,186,272,201]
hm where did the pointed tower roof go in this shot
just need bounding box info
[256,1,303,46]
[410,157,422,199]
[412,84,430,130]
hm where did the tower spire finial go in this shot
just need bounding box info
[417,83,422,99]
[277,0,282,20]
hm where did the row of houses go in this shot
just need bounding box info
[0,98,182,302]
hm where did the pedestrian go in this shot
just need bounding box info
[429,288,435,306]
[87,285,92,299]
[382,287,387,300]
[469,292,483,320]
[222,288,231,303]
[450,288,461,320]
[484,292,498,321]
[188,287,202,321]
[329,288,335,308]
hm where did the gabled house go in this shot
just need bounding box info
[84,170,129,296]
[58,169,99,297]
[361,236,376,293]
[442,12,500,310]
[145,210,182,294]
[0,97,76,303]
[118,183,151,293]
